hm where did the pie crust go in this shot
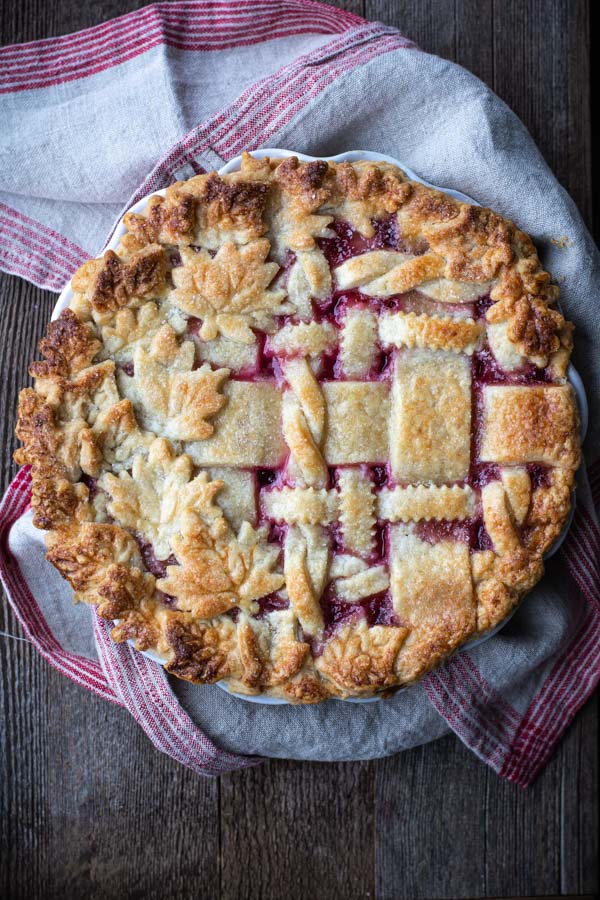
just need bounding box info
[15,152,580,702]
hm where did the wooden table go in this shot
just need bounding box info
[0,2,597,898]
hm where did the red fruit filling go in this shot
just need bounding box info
[257,468,277,487]
[253,593,290,619]
[414,519,473,544]
[528,463,551,489]
[468,463,501,489]
[80,474,99,497]
[473,348,550,386]
[267,522,287,547]
[473,294,494,318]
[135,535,178,579]
[319,217,400,266]
[320,588,398,637]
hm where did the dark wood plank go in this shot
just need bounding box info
[322,0,365,15]
[455,0,494,86]
[559,694,598,895]
[592,1,600,247]
[491,0,592,226]
[483,743,562,897]
[0,0,151,43]
[219,760,375,900]
[374,734,488,900]
[1,651,221,900]
[365,0,455,58]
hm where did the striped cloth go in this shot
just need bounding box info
[1,0,598,786]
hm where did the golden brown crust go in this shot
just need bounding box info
[122,192,196,249]
[72,245,166,313]
[196,173,269,238]
[29,309,101,380]
[170,240,290,342]
[14,152,580,702]
[164,617,236,683]
[317,623,408,692]
[480,385,580,469]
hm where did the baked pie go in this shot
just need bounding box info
[15,152,580,702]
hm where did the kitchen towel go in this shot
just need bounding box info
[1,0,598,786]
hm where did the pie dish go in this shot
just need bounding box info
[15,150,581,703]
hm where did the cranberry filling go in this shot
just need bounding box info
[528,463,551,489]
[169,250,182,268]
[328,522,344,554]
[473,347,550,386]
[187,316,202,336]
[225,607,241,623]
[251,332,276,379]
[321,590,362,634]
[315,351,339,381]
[474,522,494,552]
[312,289,364,324]
[280,249,297,278]
[267,521,287,547]
[414,519,472,544]
[320,587,398,637]
[256,355,277,380]
[371,465,388,487]
[473,294,494,318]
[253,593,290,619]
[468,463,501,489]
[415,518,494,551]
[319,217,400,267]
[377,350,392,375]
[373,216,401,251]
[119,361,134,377]
[80,474,99,497]
[413,517,495,553]
[363,591,399,627]
[135,535,178,579]
[257,468,277,487]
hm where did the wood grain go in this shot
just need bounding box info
[220,760,376,900]
[0,2,597,899]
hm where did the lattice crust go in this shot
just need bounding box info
[390,349,472,483]
[15,152,580,703]
[379,311,483,355]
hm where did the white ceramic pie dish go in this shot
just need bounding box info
[50,148,588,705]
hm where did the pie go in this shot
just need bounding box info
[15,152,580,702]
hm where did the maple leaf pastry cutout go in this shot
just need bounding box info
[157,513,284,619]
[101,438,226,559]
[169,239,295,344]
[119,324,229,441]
